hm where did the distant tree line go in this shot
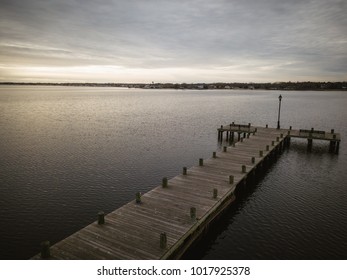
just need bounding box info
[1,81,346,90]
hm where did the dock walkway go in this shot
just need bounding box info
[32,125,340,259]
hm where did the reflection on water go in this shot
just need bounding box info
[0,86,346,259]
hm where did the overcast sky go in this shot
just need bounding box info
[1,0,346,83]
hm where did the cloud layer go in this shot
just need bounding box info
[1,0,346,82]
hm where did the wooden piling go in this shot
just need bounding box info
[40,241,50,259]
[199,158,203,166]
[98,211,105,225]
[136,192,141,204]
[307,138,313,151]
[162,177,168,188]
[190,207,196,220]
[336,141,340,154]
[183,167,187,175]
[213,188,218,199]
[160,233,167,249]
[231,132,234,142]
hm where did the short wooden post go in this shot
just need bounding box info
[266,145,270,151]
[272,141,275,146]
[290,126,292,130]
[98,211,105,225]
[136,192,141,204]
[199,158,203,166]
[229,175,234,184]
[190,207,196,220]
[276,136,280,142]
[266,124,268,128]
[183,167,187,175]
[213,151,216,158]
[160,232,167,249]
[40,241,50,259]
[259,150,263,157]
[331,129,335,134]
[213,188,218,199]
[251,157,255,164]
[162,177,168,188]
[255,128,258,132]
[242,165,246,173]
[280,133,283,138]
[223,146,227,152]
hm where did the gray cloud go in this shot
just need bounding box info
[0,0,346,82]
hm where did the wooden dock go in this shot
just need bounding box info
[218,124,341,153]
[32,124,340,260]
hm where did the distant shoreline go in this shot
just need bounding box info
[1,81,346,91]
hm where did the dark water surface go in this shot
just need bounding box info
[0,86,346,259]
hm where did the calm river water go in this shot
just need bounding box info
[0,86,346,259]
